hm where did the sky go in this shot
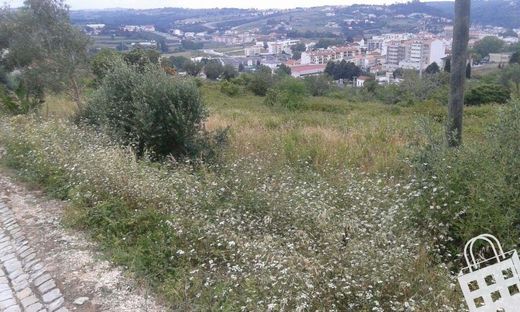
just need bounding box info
[4,0,451,10]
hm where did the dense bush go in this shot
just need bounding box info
[304,75,332,96]
[77,61,223,160]
[412,100,520,261]
[221,64,238,81]
[90,49,123,83]
[220,80,240,97]
[245,65,273,96]
[264,77,307,109]
[203,60,223,80]
[465,84,510,105]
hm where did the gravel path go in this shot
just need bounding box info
[0,171,167,312]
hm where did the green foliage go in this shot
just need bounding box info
[290,42,306,60]
[264,77,307,109]
[303,75,332,96]
[181,39,203,50]
[473,36,505,59]
[77,62,222,160]
[203,60,223,80]
[220,80,240,97]
[314,38,344,49]
[465,84,510,105]
[184,61,203,76]
[510,52,520,65]
[90,49,123,83]
[245,66,273,96]
[500,63,520,96]
[324,60,361,81]
[412,100,520,260]
[0,0,90,107]
[168,55,191,70]
[443,58,451,73]
[221,64,238,81]
[425,62,440,75]
[123,48,160,70]
[275,64,291,76]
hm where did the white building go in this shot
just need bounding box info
[301,45,362,65]
[390,39,446,71]
[244,46,263,57]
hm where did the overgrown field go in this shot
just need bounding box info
[1,85,518,311]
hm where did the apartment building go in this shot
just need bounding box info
[385,38,445,71]
[300,45,362,65]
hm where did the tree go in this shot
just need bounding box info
[324,61,336,79]
[169,56,191,71]
[275,64,292,76]
[184,61,203,76]
[447,0,471,147]
[425,62,440,75]
[246,65,273,96]
[290,42,306,60]
[314,38,344,49]
[78,62,214,160]
[222,64,238,81]
[123,49,160,72]
[157,39,168,53]
[0,0,91,109]
[473,36,505,59]
[444,58,451,73]
[393,68,404,79]
[181,40,203,50]
[510,52,520,65]
[303,75,331,96]
[203,61,223,80]
[91,49,123,83]
[466,62,472,79]
[500,64,520,96]
[324,60,360,81]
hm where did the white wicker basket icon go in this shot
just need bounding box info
[458,234,520,312]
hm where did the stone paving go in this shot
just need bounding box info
[0,200,68,312]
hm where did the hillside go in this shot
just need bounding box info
[427,0,520,28]
[69,0,520,36]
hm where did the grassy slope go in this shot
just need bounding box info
[14,83,503,311]
[201,83,498,174]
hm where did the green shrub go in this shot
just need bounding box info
[246,66,273,96]
[412,100,520,261]
[220,81,240,97]
[77,61,224,160]
[90,48,123,83]
[303,75,331,96]
[264,77,307,109]
[465,84,510,106]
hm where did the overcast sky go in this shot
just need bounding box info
[4,0,451,10]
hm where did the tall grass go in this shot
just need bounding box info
[0,83,504,311]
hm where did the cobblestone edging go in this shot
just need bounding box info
[0,200,68,312]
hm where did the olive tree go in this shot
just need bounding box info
[0,0,90,109]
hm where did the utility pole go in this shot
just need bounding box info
[447,0,471,147]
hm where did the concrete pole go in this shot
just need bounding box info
[447,0,471,147]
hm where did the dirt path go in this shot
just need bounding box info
[0,170,168,312]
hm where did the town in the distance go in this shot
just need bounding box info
[75,0,519,85]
